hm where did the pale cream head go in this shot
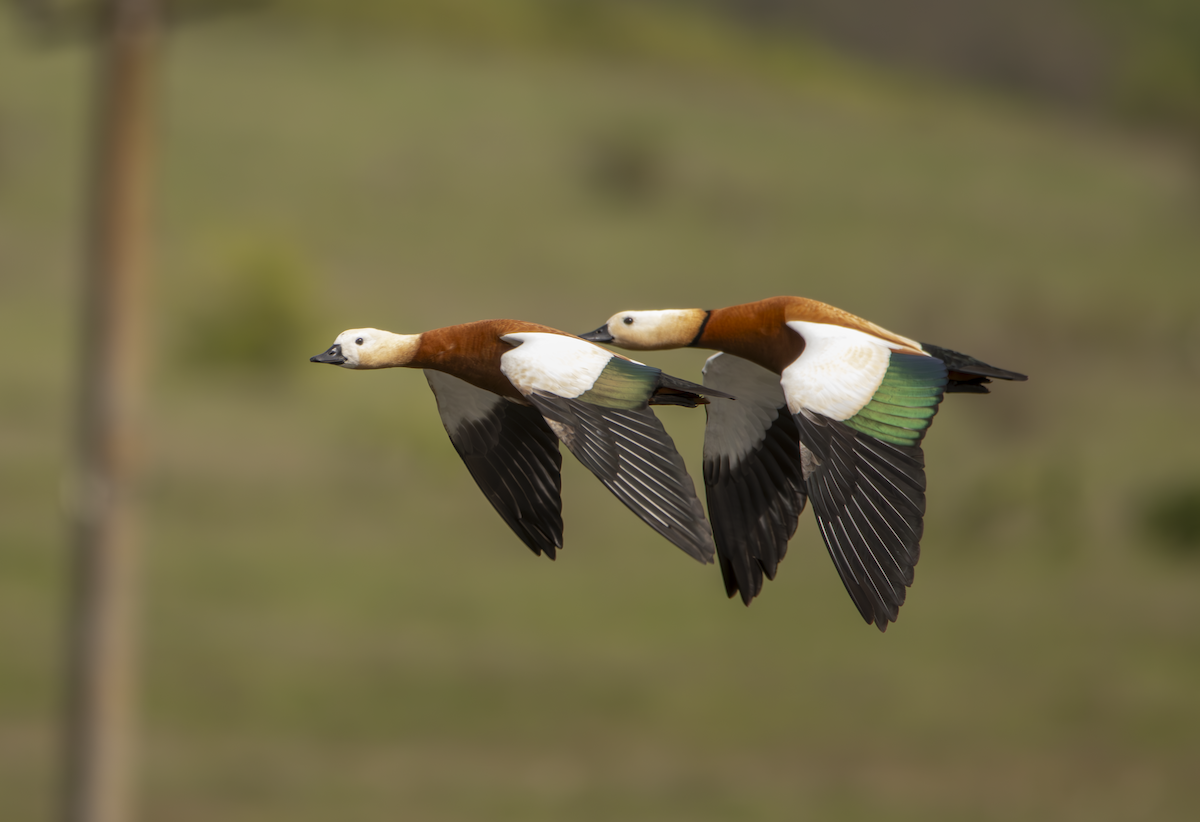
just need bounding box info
[311,328,421,369]
[594,309,706,351]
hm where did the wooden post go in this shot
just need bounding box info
[64,2,159,821]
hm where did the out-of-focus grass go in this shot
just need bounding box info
[2,11,1199,822]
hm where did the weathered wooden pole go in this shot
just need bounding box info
[64,1,160,821]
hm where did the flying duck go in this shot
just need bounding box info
[310,319,733,564]
[580,296,1027,630]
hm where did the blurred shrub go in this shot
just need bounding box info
[177,244,319,380]
[1140,481,1200,556]
[583,122,668,205]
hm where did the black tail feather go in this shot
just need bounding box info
[652,372,736,407]
[945,381,992,394]
[920,342,1027,382]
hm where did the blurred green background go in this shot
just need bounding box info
[3,1,1200,820]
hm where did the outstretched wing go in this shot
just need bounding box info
[497,331,716,563]
[426,371,564,558]
[784,321,948,630]
[526,393,716,564]
[795,410,928,630]
[701,353,807,605]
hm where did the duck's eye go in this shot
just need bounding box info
[355,337,364,345]
[623,316,634,325]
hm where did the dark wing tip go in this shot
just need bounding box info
[798,412,923,632]
[706,411,807,608]
[528,395,717,564]
[427,372,565,560]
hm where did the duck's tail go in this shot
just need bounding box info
[651,373,736,407]
[920,342,1027,394]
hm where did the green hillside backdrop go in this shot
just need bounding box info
[2,3,1198,820]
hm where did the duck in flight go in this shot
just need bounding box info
[311,319,733,564]
[581,296,1026,630]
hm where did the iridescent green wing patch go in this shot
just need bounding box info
[844,353,947,447]
[576,356,660,410]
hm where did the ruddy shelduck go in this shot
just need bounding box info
[581,296,1026,630]
[310,319,733,563]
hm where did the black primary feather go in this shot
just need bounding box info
[442,400,565,558]
[528,394,716,563]
[705,409,807,604]
[427,372,564,558]
[795,410,927,631]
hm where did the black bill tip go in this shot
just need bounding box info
[310,344,346,365]
[578,325,614,343]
